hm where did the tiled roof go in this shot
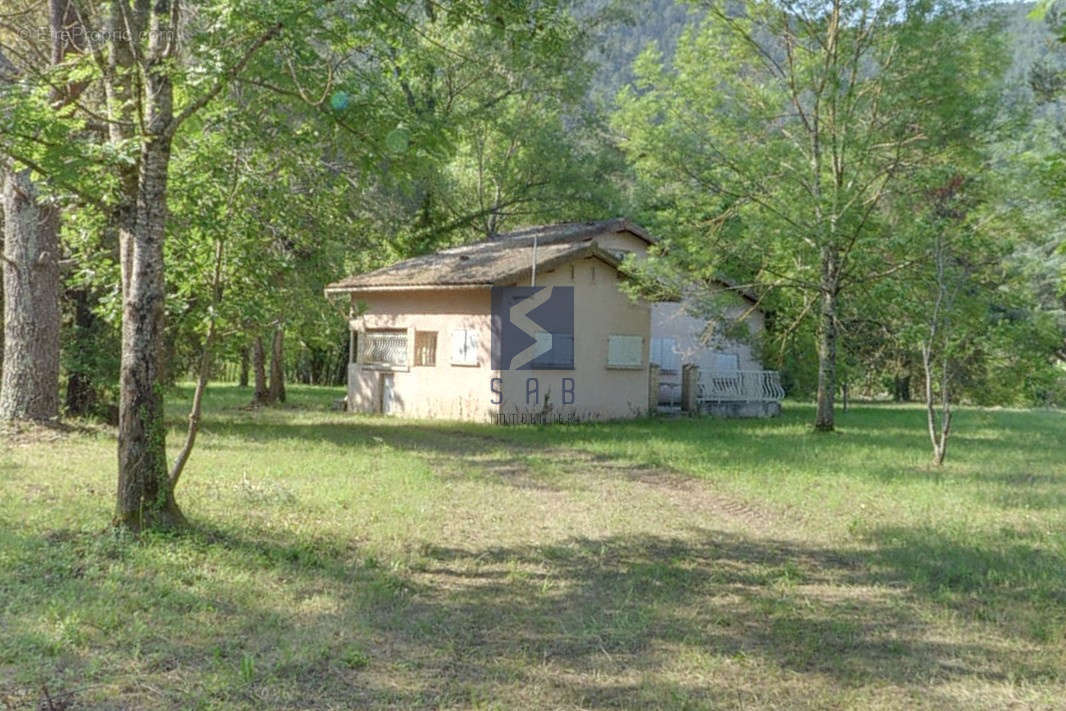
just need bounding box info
[325,219,651,292]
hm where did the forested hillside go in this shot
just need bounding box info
[583,0,701,97]
[588,2,1058,102]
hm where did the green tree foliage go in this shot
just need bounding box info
[614,0,1007,429]
[0,0,596,529]
[1021,1,1066,369]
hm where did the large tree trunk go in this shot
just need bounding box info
[252,335,270,404]
[115,133,183,529]
[269,324,286,404]
[114,2,183,528]
[0,168,61,421]
[814,249,839,432]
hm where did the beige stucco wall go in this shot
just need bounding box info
[348,288,497,421]
[591,226,769,399]
[345,254,652,422]
[495,256,651,422]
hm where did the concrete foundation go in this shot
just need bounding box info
[702,400,782,418]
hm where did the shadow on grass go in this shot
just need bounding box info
[859,525,1066,642]
[191,405,1066,497]
[5,510,1065,708]
[7,390,1065,706]
[164,385,1066,485]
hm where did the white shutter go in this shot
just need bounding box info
[465,330,479,364]
[607,335,643,368]
[451,329,479,366]
[650,338,663,367]
[451,331,464,364]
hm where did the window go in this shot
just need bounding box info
[530,331,575,370]
[607,335,643,368]
[414,331,437,367]
[712,352,740,372]
[451,328,479,366]
[362,329,407,367]
[650,337,680,373]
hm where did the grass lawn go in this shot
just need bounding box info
[2,384,1065,709]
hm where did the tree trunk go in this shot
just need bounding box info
[269,325,286,404]
[892,373,912,402]
[814,251,839,432]
[922,233,953,468]
[115,132,184,529]
[814,303,837,431]
[922,344,951,467]
[113,0,185,530]
[160,326,178,386]
[252,335,271,405]
[169,237,224,492]
[238,346,249,387]
[0,168,61,421]
[336,337,349,386]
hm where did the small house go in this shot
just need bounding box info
[324,220,656,422]
[325,219,783,422]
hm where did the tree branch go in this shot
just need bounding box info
[166,20,284,140]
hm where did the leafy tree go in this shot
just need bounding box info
[1023,1,1066,371]
[614,0,1005,430]
[1,0,576,529]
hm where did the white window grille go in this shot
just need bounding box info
[362,330,408,367]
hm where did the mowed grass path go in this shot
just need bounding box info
[2,385,1065,709]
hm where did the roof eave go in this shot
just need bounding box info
[324,232,636,294]
[323,282,493,294]
[709,277,759,306]
[616,219,657,245]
